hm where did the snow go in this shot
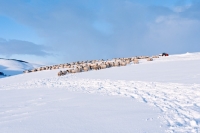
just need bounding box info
[0,52,200,133]
[0,58,40,77]
[77,52,200,84]
[0,88,165,133]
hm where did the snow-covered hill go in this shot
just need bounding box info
[0,52,200,133]
[0,58,41,77]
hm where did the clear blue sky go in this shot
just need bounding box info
[0,0,199,64]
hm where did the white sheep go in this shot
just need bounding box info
[133,59,139,64]
[147,58,153,61]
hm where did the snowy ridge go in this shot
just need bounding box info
[1,75,200,133]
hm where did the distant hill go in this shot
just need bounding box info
[0,58,41,78]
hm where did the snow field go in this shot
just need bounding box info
[1,52,200,133]
[0,83,166,133]
[1,75,200,132]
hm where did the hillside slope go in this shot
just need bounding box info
[0,52,200,133]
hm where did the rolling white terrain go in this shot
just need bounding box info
[0,52,200,133]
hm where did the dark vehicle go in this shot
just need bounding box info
[162,53,169,56]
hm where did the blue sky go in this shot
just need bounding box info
[0,0,199,64]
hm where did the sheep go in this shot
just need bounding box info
[82,63,88,67]
[71,69,77,73]
[100,64,107,69]
[42,67,46,70]
[121,62,127,66]
[147,58,153,61]
[66,65,72,68]
[66,68,78,73]
[45,66,50,70]
[105,62,112,68]
[60,64,65,68]
[91,64,100,70]
[152,55,159,58]
[23,70,31,73]
[22,53,164,76]
[83,66,89,72]
[58,70,63,76]
[109,62,115,67]
[136,56,148,59]
[76,67,82,72]
[114,61,120,67]
[133,59,139,64]
[125,60,130,64]
[67,69,72,73]
[131,57,137,62]
[62,70,68,75]
[32,69,37,72]
[37,67,42,71]
[92,65,99,70]
[64,65,68,68]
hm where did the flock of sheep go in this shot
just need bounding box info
[23,55,161,76]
